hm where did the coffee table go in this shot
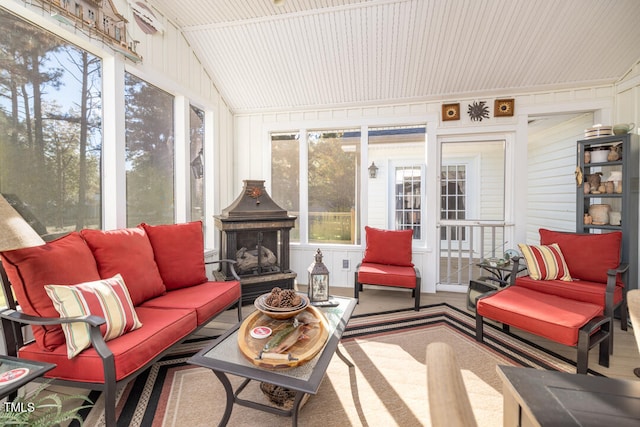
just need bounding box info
[188,295,357,426]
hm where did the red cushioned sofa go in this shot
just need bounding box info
[510,228,628,350]
[0,221,241,426]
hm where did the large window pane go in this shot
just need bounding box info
[367,125,426,240]
[124,74,174,226]
[189,105,204,221]
[0,7,102,239]
[308,129,360,244]
[271,132,300,241]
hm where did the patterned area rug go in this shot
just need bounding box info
[79,303,603,427]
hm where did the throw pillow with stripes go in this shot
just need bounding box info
[518,243,572,281]
[45,274,142,358]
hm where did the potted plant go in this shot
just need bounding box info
[0,380,92,426]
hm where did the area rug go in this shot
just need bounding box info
[79,303,602,427]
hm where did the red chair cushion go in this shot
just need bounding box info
[477,286,603,346]
[514,275,623,308]
[539,229,621,284]
[142,280,241,325]
[18,306,197,383]
[141,222,207,291]
[362,226,413,267]
[357,262,416,289]
[81,228,166,306]
[0,232,101,350]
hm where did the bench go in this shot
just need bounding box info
[476,286,610,374]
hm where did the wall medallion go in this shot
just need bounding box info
[468,101,489,122]
[494,98,515,117]
[442,103,460,121]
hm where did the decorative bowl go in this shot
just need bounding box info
[584,125,613,139]
[254,293,309,320]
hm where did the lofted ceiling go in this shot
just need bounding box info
[148,0,640,113]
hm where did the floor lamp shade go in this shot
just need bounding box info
[0,194,45,251]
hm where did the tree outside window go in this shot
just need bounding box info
[0,8,102,239]
[124,74,175,226]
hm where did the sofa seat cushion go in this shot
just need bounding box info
[141,280,241,325]
[17,306,196,383]
[141,222,207,291]
[357,263,416,289]
[81,228,166,305]
[539,229,622,284]
[477,286,603,346]
[0,232,101,350]
[515,275,623,308]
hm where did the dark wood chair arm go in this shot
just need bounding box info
[206,259,241,281]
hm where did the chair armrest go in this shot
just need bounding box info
[0,308,105,327]
[0,308,112,361]
[603,263,628,318]
[206,259,240,281]
[508,256,526,285]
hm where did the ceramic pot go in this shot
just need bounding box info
[605,181,614,194]
[607,146,620,161]
[588,204,610,225]
[609,211,621,226]
[613,123,635,135]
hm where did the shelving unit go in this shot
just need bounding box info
[576,133,639,290]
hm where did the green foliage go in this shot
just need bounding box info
[0,380,92,426]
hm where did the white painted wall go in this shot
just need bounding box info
[233,89,622,293]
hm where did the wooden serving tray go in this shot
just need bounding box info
[238,306,328,368]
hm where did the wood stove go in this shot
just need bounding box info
[215,180,296,304]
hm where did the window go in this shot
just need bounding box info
[367,125,426,239]
[440,164,467,240]
[271,132,300,241]
[308,129,360,244]
[394,166,423,239]
[0,7,102,239]
[189,105,205,221]
[124,74,175,226]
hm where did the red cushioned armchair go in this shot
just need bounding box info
[354,227,421,311]
[511,228,628,352]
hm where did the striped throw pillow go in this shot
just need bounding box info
[518,243,572,281]
[45,274,142,359]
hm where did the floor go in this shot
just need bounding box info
[46,285,639,426]
[205,285,640,381]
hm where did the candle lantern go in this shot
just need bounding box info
[308,248,330,302]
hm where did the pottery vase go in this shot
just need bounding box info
[607,146,620,162]
[605,181,614,194]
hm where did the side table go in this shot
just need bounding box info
[0,355,55,400]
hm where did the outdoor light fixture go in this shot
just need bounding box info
[190,149,204,179]
[308,248,330,303]
[368,162,379,179]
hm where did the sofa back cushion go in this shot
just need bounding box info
[362,226,413,267]
[0,232,101,350]
[539,228,622,284]
[81,227,166,305]
[141,221,207,290]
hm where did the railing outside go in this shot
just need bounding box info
[438,221,514,286]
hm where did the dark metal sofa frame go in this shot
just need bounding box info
[0,259,242,427]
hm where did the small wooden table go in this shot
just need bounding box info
[497,365,640,426]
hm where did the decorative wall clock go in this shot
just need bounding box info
[442,103,460,121]
[494,99,515,117]
[468,101,489,122]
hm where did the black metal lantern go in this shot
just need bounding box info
[308,248,330,302]
[368,161,379,178]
